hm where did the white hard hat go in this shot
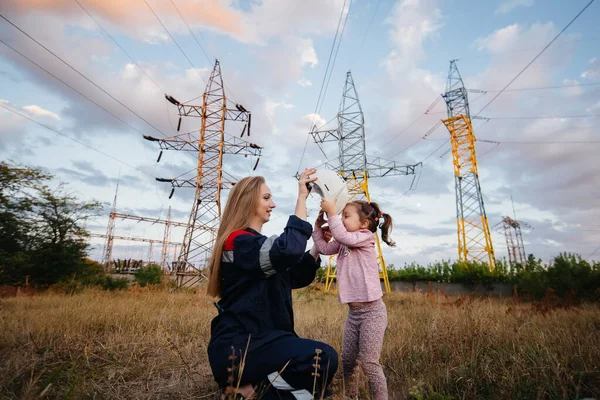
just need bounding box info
[308,169,349,214]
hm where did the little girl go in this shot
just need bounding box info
[313,198,395,400]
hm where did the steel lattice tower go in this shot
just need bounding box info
[442,60,496,269]
[101,183,118,270]
[160,206,172,269]
[310,71,420,293]
[502,216,528,266]
[145,60,262,287]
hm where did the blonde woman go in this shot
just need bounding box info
[207,169,338,399]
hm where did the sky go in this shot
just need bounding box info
[1,0,599,268]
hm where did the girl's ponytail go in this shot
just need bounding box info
[379,212,396,247]
[349,200,396,247]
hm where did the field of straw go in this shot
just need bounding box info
[1,286,599,399]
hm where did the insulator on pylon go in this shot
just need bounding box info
[143,135,159,142]
[253,158,260,171]
[157,151,163,163]
[240,124,247,137]
[177,117,182,132]
[169,188,175,199]
[165,94,180,105]
[247,113,251,136]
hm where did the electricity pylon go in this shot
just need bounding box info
[91,233,180,265]
[161,206,172,269]
[501,216,532,266]
[310,71,420,293]
[442,60,496,269]
[99,185,188,271]
[145,60,262,287]
[101,183,118,270]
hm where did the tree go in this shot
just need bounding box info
[0,162,101,286]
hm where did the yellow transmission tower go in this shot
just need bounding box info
[309,71,420,293]
[441,60,496,269]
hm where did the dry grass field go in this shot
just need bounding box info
[1,286,599,399]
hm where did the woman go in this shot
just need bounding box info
[207,168,338,399]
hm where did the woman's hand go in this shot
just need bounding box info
[315,210,326,229]
[297,168,317,200]
[322,226,332,242]
[321,198,337,217]
[294,168,317,220]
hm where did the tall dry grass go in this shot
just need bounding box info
[1,287,599,399]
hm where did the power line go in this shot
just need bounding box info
[140,0,207,87]
[468,81,600,93]
[296,0,351,173]
[422,139,450,164]
[477,113,600,120]
[0,13,170,138]
[314,0,348,117]
[155,0,244,123]
[474,0,596,117]
[354,0,383,57]
[387,120,444,160]
[0,39,156,139]
[74,0,167,94]
[319,0,354,116]
[1,29,191,189]
[167,0,212,65]
[1,103,153,178]
[380,96,444,151]
[479,138,600,144]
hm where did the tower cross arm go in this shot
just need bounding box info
[222,137,263,156]
[155,178,236,193]
[169,103,251,123]
[143,134,262,155]
[365,155,420,177]
[89,233,182,246]
[310,128,340,143]
[112,213,188,228]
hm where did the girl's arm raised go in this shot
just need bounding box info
[312,227,341,255]
[327,215,374,247]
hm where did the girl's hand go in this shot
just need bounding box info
[315,210,326,229]
[297,168,317,200]
[321,198,337,216]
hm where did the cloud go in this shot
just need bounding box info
[581,57,599,80]
[299,38,318,67]
[5,0,345,45]
[264,99,294,134]
[55,160,139,188]
[495,0,534,14]
[384,0,443,70]
[241,0,346,44]
[255,36,320,90]
[6,0,243,42]
[0,99,39,152]
[297,78,313,87]
[23,104,60,120]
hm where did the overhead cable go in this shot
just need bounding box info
[1,104,153,177]
[474,0,596,117]
[0,13,170,138]
[296,0,352,174]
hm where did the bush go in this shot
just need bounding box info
[133,265,164,287]
[386,253,599,301]
[101,275,130,291]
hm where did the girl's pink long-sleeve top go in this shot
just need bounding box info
[312,215,383,304]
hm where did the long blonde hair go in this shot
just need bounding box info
[206,176,266,297]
